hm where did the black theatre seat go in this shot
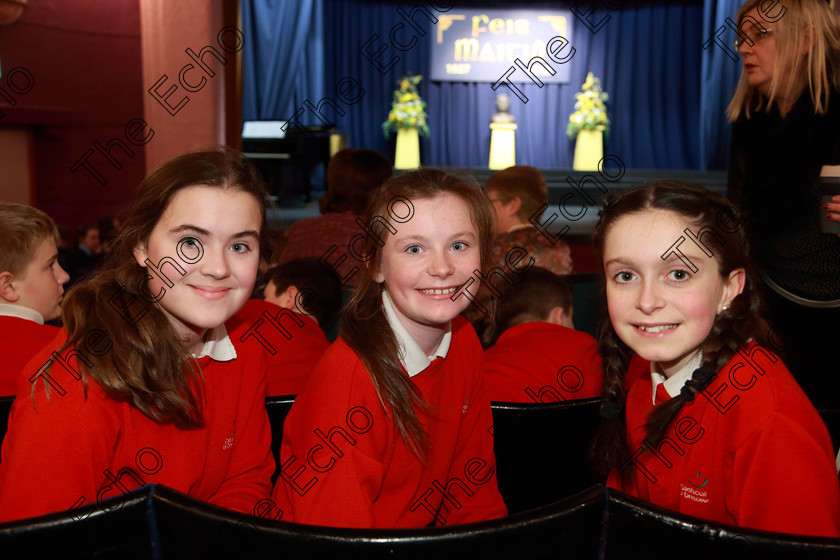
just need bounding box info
[603,488,840,559]
[0,485,158,560]
[569,272,603,338]
[0,396,12,443]
[265,395,295,482]
[153,484,604,560]
[4,484,840,559]
[817,408,840,459]
[490,397,604,514]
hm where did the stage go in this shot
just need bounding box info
[267,167,728,240]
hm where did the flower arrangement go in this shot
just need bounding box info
[383,74,429,138]
[567,72,610,139]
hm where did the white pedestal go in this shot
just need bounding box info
[489,123,517,170]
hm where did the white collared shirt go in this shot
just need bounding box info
[650,352,703,405]
[192,324,237,361]
[381,290,452,377]
[0,303,45,325]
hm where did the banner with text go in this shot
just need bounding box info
[431,9,573,83]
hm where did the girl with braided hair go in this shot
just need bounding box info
[591,180,840,537]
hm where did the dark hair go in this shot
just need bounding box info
[491,266,572,340]
[50,147,272,428]
[263,258,342,324]
[74,224,98,244]
[319,149,393,214]
[340,168,494,458]
[97,216,120,246]
[485,166,549,222]
[590,180,768,477]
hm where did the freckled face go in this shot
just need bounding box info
[602,209,743,377]
[133,186,261,344]
[374,193,481,344]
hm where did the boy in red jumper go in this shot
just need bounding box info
[231,259,338,396]
[484,267,602,403]
[0,203,69,396]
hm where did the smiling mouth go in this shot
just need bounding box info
[635,324,677,333]
[419,287,458,295]
[190,285,232,299]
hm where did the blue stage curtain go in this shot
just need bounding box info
[242,0,325,121]
[700,0,744,170]
[243,1,735,170]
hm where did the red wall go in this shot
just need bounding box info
[0,0,145,232]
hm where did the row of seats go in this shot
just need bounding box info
[4,394,840,511]
[2,396,840,558]
[1,484,838,559]
[0,395,603,515]
[265,396,605,513]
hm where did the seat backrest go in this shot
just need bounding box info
[603,488,840,559]
[0,485,157,560]
[0,397,14,460]
[265,396,295,482]
[569,272,602,338]
[152,484,604,560]
[490,397,604,514]
[817,408,840,457]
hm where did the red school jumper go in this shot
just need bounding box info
[483,322,602,403]
[608,343,840,537]
[0,324,274,523]
[272,316,508,528]
[0,314,59,396]
[229,299,330,396]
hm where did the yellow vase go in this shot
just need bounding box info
[573,129,603,171]
[395,128,420,170]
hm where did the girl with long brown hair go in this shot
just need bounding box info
[0,147,275,521]
[273,168,507,528]
[592,180,840,537]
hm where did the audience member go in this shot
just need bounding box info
[97,215,122,254]
[263,258,342,326]
[277,149,392,286]
[487,166,573,276]
[483,267,602,403]
[65,223,102,287]
[0,203,69,396]
[230,259,338,396]
[593,180,840,537]
[726,0,840,409]
[0,147,275,522]
[273,168,506,528]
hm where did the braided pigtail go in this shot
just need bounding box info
[591,303,633,477]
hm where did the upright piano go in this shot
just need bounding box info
[242,122,346,202]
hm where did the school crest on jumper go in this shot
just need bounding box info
[223,421,236,450]
[680,472,710,504]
